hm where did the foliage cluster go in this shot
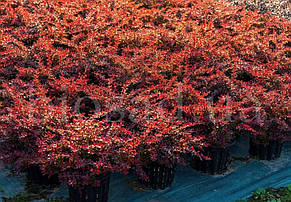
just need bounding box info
[0,0,290,186]
[237,185,291,202]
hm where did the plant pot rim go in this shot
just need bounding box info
[142,160,177,168]
[67,172,111,187]
[207,139,236,149]
[250,137,284,145]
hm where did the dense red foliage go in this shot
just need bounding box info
[0,0,290,186]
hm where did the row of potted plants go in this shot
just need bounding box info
[0,78,289,201]
[0,0,290,201]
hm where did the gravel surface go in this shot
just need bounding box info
[224,0,291,20]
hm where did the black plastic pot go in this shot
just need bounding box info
[191,146,231,175]
[26,165,59,186]
[139,162,176,190]
[68,173,110,202]
[249,138,283,160]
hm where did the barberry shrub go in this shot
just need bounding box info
[0,0,290,185]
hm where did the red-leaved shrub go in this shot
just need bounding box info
[0,0,290,186]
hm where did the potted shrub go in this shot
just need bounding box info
[130,90,204,189]
[237,86,290,160]
[39,111,139,202]
[189,122,236,175]
[0,79,66,185]
[135,110,177,190]
[178,85,239,175]
[161,82,239,175]
[189,104,239,175]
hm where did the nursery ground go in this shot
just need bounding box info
[0,136,291,202]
